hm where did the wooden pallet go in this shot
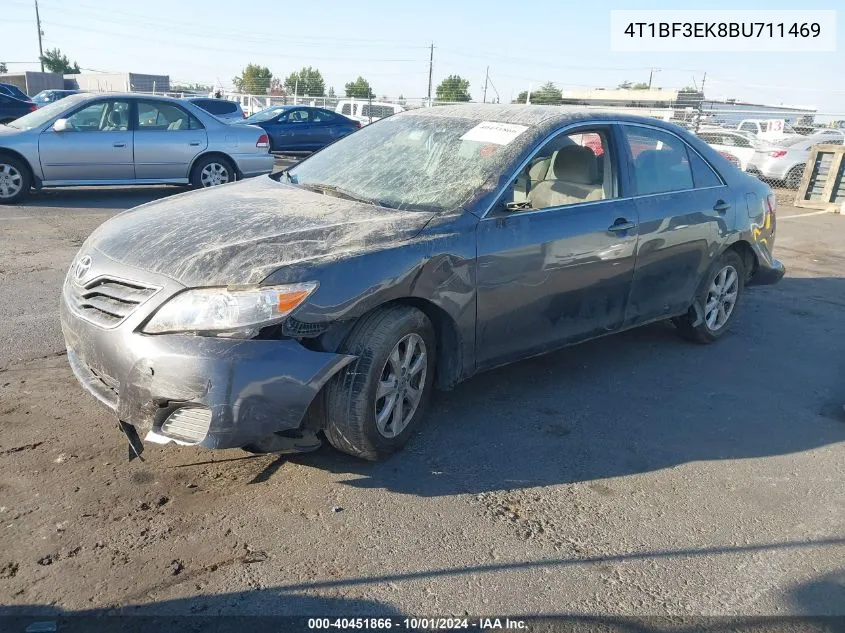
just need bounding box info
[794,144,845,212]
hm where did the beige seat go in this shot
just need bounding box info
[528,145,603,209]
[167,118,187,130]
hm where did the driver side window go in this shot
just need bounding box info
[505,129,615,211]
[65,100,130,132]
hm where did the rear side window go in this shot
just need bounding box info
[194,99,237,115]
[622,125,694,195]
[341,104,351,115]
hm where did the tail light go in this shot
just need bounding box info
[256,133,269,149]
[769,149,787,158]
[765,193,777,215]
[28,104,37,112]
[242,112,246,118]
[353,121,362,129]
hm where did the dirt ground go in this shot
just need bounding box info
[0,184,843,623]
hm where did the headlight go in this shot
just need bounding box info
[142,282,318,337]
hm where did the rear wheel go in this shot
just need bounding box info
[0,156,31,204]
[785,164,805,189]
[674,250,745,344]
[324,305,436,461]
[190,155,235,189]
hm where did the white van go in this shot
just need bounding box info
[736,119,795,141]
[335,100,404,125]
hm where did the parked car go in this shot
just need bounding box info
[0,82,33,102]
[32,89,82,107]
[183,97,245,123]
[748,132,844,188]
[335,100,404,125]
[236,105,360,152]
[0,93,36,124]
[695,127,768,171]
[736,119,796,141]
[60,105,784,461]
[0,92,275,203]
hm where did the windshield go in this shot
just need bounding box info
[244,106,290,123]
[285,113,532,212]
[6,94,88,130]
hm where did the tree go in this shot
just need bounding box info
[232,64,273,94]
[284,67,325,97]
[531,82,562,105]
[631,82,650,90]
[344,76,374,99]
[436,75,471,102]
[0,62,7,74]
[327,86,336,99]
[40,48,80,74]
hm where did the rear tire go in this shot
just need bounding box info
[190,155,235,189]
[324,305,436,461]
[0,155,31,204]
[785,164,805,189]
[674,250,745,344]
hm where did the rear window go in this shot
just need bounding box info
[193,99,237,115]
[341,104,351,115]
[361,104,395,119]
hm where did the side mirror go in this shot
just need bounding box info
[52,118,70,132]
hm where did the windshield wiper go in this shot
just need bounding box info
[300,183,387,207]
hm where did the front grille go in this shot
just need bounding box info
[66,276,159,328]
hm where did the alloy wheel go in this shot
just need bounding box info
[0,163,23,199]
[200,162,230,187]
[705,265,739,331]
[374,333,427,438]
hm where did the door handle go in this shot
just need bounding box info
[713,200,731,213]
[608,219,636,232]
[189,141,201,146]
[113,143,126,148]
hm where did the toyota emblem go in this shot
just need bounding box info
[74,255,92,282]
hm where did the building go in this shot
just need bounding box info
[0,71,64,96]
[64,72,170,93]
[700,99,817,125]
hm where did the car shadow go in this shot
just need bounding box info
[282,276,845,497]
[20,186,185,210]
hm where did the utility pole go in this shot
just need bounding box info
[482,66,489,104]
[526,83,532,105]
[648,67,660,89]
[34,0,44,72]
[426,42,434,107]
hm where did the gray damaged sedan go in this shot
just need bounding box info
[0,93,274,203]
[61,105,784,460]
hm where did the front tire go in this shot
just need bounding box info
[324,305,436,461]
[0,155,31,204]
[674,250,745,344]
[190,155,235,189]
[785,164,805,189]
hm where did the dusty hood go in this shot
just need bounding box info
[86,176,435,286]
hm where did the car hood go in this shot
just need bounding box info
[85,176,436,287]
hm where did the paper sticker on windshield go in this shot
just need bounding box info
[460,121,528,146]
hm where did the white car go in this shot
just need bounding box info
[695,128,767,171]
[736,119,796,142]
[335,100,404,125]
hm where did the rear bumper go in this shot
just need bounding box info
[748,258,785,286]
[232,153,275,178]
[61,283,353,450]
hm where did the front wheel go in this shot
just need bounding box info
[674,250,745,344]
[324,305,436,461]
[190,155,235,189]
[785,164,806,189]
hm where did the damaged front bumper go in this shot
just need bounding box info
[60,269,353,452]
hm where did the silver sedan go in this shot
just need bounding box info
[0,92,275,203]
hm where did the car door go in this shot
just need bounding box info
[133,100,208,180]
[38,98,134,182]
[475,124,639,369]
[619,124,731,327]
[310,108,343,147]
[286,108,317,150]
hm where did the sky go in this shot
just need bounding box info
[2,0,844,112]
